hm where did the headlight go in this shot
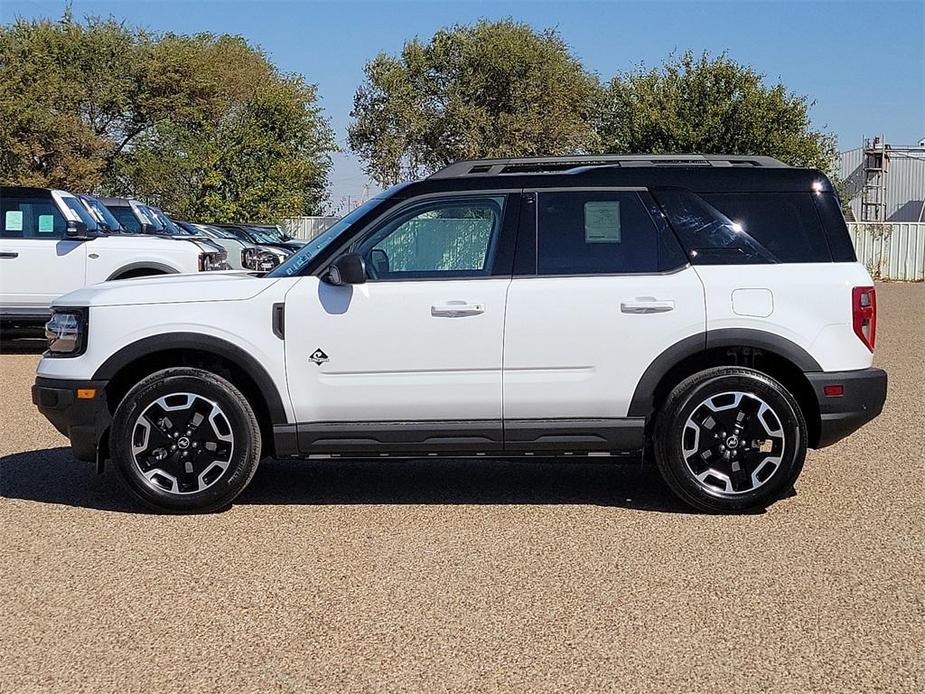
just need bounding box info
[45,309,86,356]
[198,251,226,271]
[242,247,285,271]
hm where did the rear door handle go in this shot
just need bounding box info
[0,252,18,259]
[620,298,675,314]
[431,301,485,317]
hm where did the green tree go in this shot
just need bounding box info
[348,19,601,185]
[0,10,335,221]
[596,51,837,173]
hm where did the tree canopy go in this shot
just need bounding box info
[0,10,335,221]
[597,51,838,173]
[348,19,601,186]
[349,22,838,183]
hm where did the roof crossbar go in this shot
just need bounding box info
[428,154,789,178]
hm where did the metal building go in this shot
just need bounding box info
[840,137,925,222]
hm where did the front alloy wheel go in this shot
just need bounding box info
[131,392,235,495]
[111,368,262,513]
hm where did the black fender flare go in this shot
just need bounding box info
[92,332,288,423]
[628,328,822,418]
[106,262,178,281]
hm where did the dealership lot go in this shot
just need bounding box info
[1,283,922,692]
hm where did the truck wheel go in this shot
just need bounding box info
[653,367,807,513]
[110,367,262,513]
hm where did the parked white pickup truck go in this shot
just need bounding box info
[0,186,227,325]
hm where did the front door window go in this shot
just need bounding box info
[356,197,504,280]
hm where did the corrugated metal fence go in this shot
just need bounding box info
[287,217,925,282]
[847,222,925,281]
[283,216,339,240]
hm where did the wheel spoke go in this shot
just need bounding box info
[681,390,787,496]
[130,392,235,496]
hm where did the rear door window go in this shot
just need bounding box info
[535,191,659,275]
[702,193,831,263]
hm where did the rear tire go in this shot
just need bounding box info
[110,367,262,513]
[653,367,807,513]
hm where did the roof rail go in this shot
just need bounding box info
[427,154,789,178]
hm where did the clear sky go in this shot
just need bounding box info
[3,0,923,212]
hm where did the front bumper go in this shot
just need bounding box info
[32,377,111,462]
[806,368,887,448]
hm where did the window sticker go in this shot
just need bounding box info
[584,201,621,243]
[5,210,23,232]
[38,215,55,233]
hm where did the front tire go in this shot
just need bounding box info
[653,367,807,513]
[110,367,262,513]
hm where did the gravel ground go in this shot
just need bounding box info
[1,283,922,693]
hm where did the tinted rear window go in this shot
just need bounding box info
[653,189,777,265]
[702,193,831,263]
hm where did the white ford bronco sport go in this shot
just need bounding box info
[1,186,227,325]
[33,155,887,513]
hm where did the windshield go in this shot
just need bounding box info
[147,206,184,235]
[61,196,101,231]
[234,226,278,244]
[269,198,385,277]
[195,223,239,240]
[216,225,254,243]
[80,196,124,231]
[239,225,284,243]
[110,206,142,233]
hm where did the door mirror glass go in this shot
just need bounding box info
[324,252,367,285]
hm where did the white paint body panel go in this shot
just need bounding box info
[503,267,706,418]
[1,231,206,316]
[695,262,875,371]
[284,276,509,422]
[37,274,298,421]
[35,255,876,432]
[0,239,87,313]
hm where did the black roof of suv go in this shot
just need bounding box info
[390,155,828,199]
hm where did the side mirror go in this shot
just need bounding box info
[140,222,157,234]
[65,219,90,239]
[324,252,367,286]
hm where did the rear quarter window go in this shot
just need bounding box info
[701,193,832,263]
[813,193,857,262]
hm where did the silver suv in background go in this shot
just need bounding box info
[175,221,291,271]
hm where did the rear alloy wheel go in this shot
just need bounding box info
[111,368,261,513]
[654,367,807,513]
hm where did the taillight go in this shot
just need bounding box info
[852,286,876,352]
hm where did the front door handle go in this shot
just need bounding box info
[620,298,675,314]
[431,301,485,317]
[0,252,18,259]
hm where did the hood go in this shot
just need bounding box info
[53,271,281,308]
[179,236,224,253]
[93,234,213,253]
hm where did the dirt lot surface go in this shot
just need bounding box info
[1,283,922,693]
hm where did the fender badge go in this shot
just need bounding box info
[309,348,329,365]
